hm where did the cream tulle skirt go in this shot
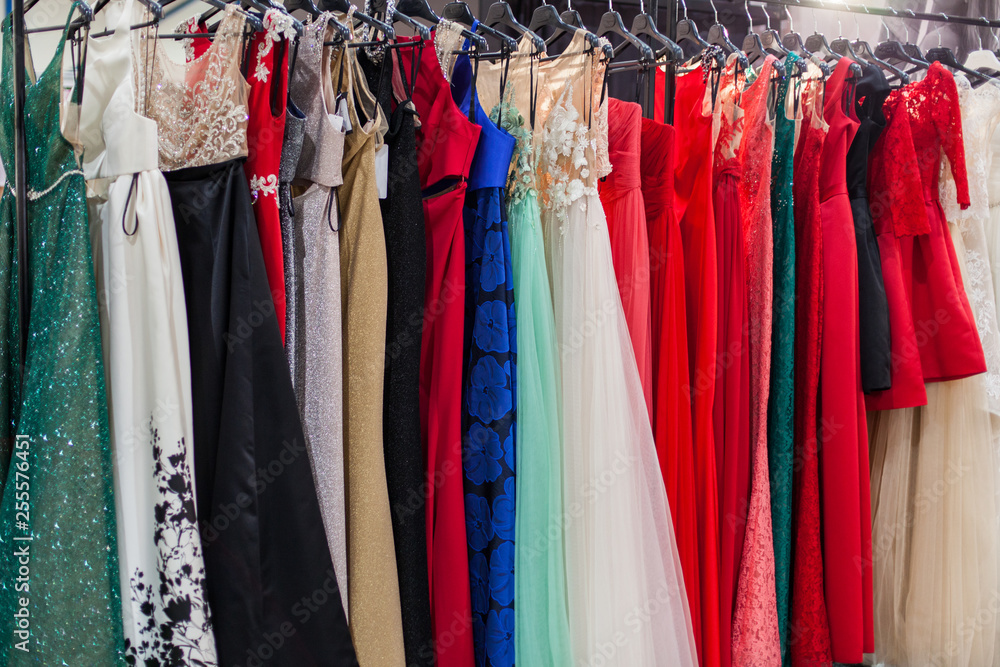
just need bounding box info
[868,210,1000,667]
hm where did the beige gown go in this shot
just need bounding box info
[332,31,407,667]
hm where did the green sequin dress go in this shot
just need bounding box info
[768,51,799,664]
[490,42,573,666]
[0,6,125,663]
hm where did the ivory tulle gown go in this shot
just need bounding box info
[536,33,697,667]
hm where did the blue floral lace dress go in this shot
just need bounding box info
[447,22,518,667]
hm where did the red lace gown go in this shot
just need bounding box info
[867,62,984,411]
[600,98,653,413]
[399,35,480,667]
[789,72,834,667]
[817,58,873,663]
[711,60,754,667]
[243,12,292,342]
[730,56,781,667]
[641,115,702,661]
[673,65,722,667]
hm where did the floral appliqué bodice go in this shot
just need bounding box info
[940,76,1000,410]
[535,36,610,229]
[138,5,250,171]
[713,56,745,169]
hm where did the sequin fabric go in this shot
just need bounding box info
[0,5,126,664]
[137,5,249,171]
[280,105,305,377]
[287,13,349,611]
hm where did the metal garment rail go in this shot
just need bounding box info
[752,0,1000,29]
[13,0,28,377]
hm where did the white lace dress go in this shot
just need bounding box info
[79,0,217,663]
[941,75,1000,414]
[535,34,698,667]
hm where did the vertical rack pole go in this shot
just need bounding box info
[12,0,28,377]
[664,0,675,123]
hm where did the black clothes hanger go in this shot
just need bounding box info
[483,1,544,54]
[927,44,996,85]
[703,0,747,67]
[599,1,653,64]
[156,0,263,31]
[674,0,708,55]
[322,0,394,40]
[93,0,162,19]
[630,7,681,61]
[284,0,320,18]
[442,2,516,52]
[873,11,927,79]
[531,2,604,57]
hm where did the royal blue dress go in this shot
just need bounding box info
[452,29,519,667]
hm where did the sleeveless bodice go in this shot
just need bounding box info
[604,98,642,191]
[447,21,515,190]
[138,5,249,171]
[292,14,345,188]
[820,58,860,201]
[1,9,81,194]
[80,0,158,180]
[398,32,480,189]
[846,62,889,200]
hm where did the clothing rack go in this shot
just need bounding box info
[12,0,28,377]
[751,0,1000,30]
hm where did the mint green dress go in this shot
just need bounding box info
[768,51,799,663]
[0,7,125,664]
[492,60,573,666]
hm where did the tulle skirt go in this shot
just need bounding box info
[507,193,573,666]
[869,375,999,667]
[545,192,698,666]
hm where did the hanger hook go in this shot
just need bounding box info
[639,0,645,18]
[978,22,984,51]
[812,6,819,34]
[608,0,613,14]
[994,27,999,51]
[679,0,689,20]
[785,5,794,34]
[745,0,753,33]
[938,19,945,48]
[709,0,718,25]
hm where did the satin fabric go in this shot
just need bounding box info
[167,158,357,666]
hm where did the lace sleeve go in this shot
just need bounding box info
[869,96,931,237]
[930,64,971,209]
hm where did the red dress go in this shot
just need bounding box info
[243,11,292,342]
[865,97,930,410]
[713,61,753,667]
[600,98,653,413]
[790,73,834,667]
[867,62,984,410]
[818,58,873,663]
[400,35,480,667]
[640,115,702,657]
[673,66,722,667]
